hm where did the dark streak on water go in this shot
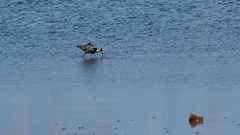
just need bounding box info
[0,0,240,135]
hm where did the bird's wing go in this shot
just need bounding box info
[83,43,95,47]
[84,45,97,51]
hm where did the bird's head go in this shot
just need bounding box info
[96,48,103,52]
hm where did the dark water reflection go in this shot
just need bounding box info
[83,57,103,65]
[0,0,240,135]
[79,57,104,88]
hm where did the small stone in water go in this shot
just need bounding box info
[189,113,204,128]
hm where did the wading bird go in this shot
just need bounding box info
[76,42,103,58]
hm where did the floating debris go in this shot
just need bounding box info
[163,127,169,133]
[78,126,84,129]
[189,113,204,128]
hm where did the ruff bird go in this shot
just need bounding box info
[77,42,103,58]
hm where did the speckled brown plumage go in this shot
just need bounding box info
[77,42,103,58]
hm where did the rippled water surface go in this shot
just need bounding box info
[1,0,240,135]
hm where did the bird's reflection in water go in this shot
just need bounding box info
[83,57,103,64]
[79,57,103,90]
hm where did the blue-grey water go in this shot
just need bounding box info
[1,0,240,135]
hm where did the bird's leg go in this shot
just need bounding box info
[82,53,86,58]
[101,52,103,57]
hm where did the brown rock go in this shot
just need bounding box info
[189,113,204,128]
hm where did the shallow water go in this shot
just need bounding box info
[1,0,240,135]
